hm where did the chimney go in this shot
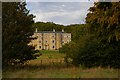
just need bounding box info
[62,29,64,32]
[35,28,38,32]
[53,29,55,32]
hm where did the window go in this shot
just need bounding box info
[46,41,47,43]
[39,46,41,48]
[53,46,54,48]
[39,41,41,43]
[52,40,54,43]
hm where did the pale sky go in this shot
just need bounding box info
[26,2,94,25]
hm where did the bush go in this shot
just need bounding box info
[62,35,120,68]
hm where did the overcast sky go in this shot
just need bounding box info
[26,2,94,25]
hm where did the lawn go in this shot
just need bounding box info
[3,50,118,78]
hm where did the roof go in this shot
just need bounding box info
[35,31,71,34]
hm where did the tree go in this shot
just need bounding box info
[2,2,37,68]
[85,2,120,68]
[86,2,120,42]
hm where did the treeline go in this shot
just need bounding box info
[60,2,120,68]
[33,22,64,31]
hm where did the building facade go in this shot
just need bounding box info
[30,29,71,50]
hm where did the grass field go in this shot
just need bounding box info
[3,50,118,78]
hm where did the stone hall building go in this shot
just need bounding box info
[30,29,71,50]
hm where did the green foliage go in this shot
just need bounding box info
[2,2,37,68]
[84,2,120,68]
[86,2,120,42]
[62,34,120,68]
[66,24,86,41]
[59,25,91,66]
[77,40,120,68]
[60,2,120,68]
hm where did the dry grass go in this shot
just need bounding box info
[2,50,118,78]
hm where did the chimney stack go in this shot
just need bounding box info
[53,29,55,32]
[62,29,64,32]
[35,28,38,32]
